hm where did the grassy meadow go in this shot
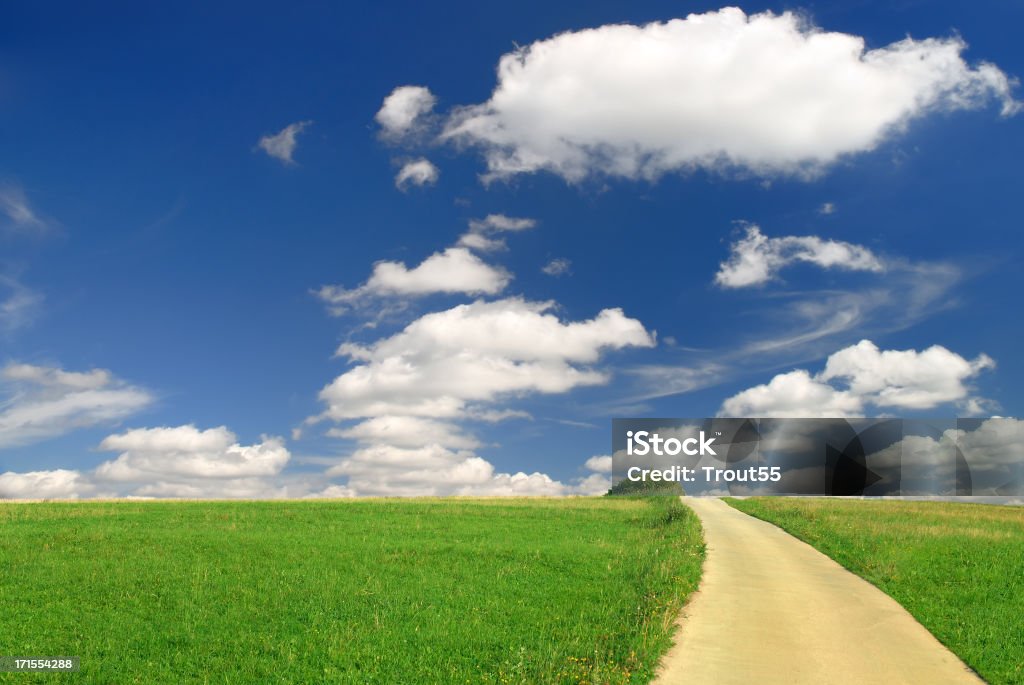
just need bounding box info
[727,497,1024,685]
[0,497,703,684]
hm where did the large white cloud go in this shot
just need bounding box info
[315,247,510,312]
[0,469,90,499]
[328,415,480,449]
[439,7,1018,182]
[313,298,652,496]
[715,224,884,288]
[720,340,994,417]
[319,298,655,420]
[256,120,312,165]
[0,363,153,448]
[94,425,290,481]
[819,340,995,409]
[376,86,436,136]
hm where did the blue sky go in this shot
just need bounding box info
[2,1,1023,498]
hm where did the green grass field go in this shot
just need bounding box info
[0,497,703,684]
[726,497,1024,685]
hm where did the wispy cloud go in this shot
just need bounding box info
[395,158,439,190]
[257,120,313,165]
[715,223,883,288]
[0,185,50,235]
[0,275,43,333]
[0,363,154,449]
[542,258,572,277]
[456,214,536,252]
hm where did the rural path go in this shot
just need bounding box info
[653,497,984,685]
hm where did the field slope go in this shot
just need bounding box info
[726,498,1024,685]
[0,497,702,684]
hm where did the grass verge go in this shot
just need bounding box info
[726,497,1023,685]
[1,497,702,684]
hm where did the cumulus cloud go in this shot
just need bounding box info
[0,363,153,448]
[720,369,862,418]
[315,247,510,313]
[257,120,312,164]
[322,442,609,497]
[94,425,290,482]
[313,298,653,496]
[376,86,436,137]
[0,185,49,234]
[0,423,312,499]
[456,214,537,252]
[328,416,480,449]
[819,340,995,409]
[439,7,1018,182]
[541,258,572,277]
[460,471,571,496]
[584,455,612,473]
[715,224,884,288]
[720,339,995,417]
[320,298,655,420]
[0,469,90,499]
[395,158,440,190]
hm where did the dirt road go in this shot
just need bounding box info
[654,497,984,684]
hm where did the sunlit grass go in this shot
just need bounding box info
[0,497,702,684]
[726,497,1024,685]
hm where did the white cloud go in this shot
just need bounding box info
[322,441,607,497]
[315,247,510,312]
[819,339,995,409]
[0,275,43,333]
[572,472,612,496]
[715,224,884,288]
[456,214,537,252]
[257,120,312,165]
[0,469,90,499]
[584,455,612,473]
[328,415,480,449]
[542,258,572,276]
[325,443,497,496]
[94,425,290,482]
[720,339,994,417]
[320,298,654,420]
[468,215,537,233]
[819,202,837,215]
[127,478,287,499]
[439,7,1018,182]
[459,471,570,496]
[0,185,48,234]
[720,369,863,418]
[376,86,436,136]
[395,158,439,190]
[312,298,653,496]
[0,363,153,448]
